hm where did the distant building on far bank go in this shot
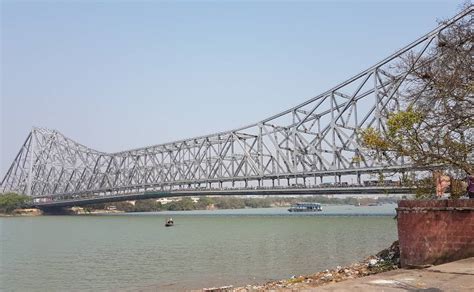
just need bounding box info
[155,197,200,204]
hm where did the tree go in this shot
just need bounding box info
[361,9,474,177]
[213,197,245,209]
[134,199,162,212]
[166,197,196,211]
[243,198,271,208]
[112,201,136,212]
[195,196,214,209]
[0,192,31,214]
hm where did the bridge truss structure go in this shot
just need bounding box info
[1,8,472,203]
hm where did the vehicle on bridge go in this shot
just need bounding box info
[288,202,322,212]
[363,180,400,187]
[33,197,52,203]
[319,183,334,188]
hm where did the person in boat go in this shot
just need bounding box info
[167,217,173,224]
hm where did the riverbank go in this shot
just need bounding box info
[70,206,125,215]
[0,208,43,217]
[316,257,473,291]
[202,241,400,291]
[0,207,125,216]
[2,200,399,216]
[53,196,402,213]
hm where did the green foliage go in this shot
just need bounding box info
[87,203,107,210]
[360,128,389,151]
[242,198,272,208]
[134,199,162,212]
[449,179,466,199]
[361,110,427,159]
[83,195,402,213]
[166,197,196,211]
[413,177,436,199]
[214,197,246,209]
[378,172,385,184]
[0,192,31,214]
[361,12,473,198]
[386,109,423,138]
[351,155,363,163]
[112,201,136,212]
[195,196,214,209]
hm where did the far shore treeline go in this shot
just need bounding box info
[0,192,31,214]
[83,195,400,213]
[0,192,401,214]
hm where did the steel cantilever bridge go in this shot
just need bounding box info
[2,9,472,208]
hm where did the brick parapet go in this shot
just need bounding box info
[396,199,474,268]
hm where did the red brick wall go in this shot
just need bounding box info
[396,199,474,268]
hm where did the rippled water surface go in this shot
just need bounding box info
[1,205,398,291]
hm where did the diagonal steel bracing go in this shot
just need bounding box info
[1,7,472,202]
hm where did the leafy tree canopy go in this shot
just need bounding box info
[361,8,474,175]
[0,192,31,214]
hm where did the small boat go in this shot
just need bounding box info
[288,202,322,212]
[165,217,174,227]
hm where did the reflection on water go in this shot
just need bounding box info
[0,204,397,291]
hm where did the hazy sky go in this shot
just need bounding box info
[0,0,463,175]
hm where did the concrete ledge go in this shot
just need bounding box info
[316,257,474,291]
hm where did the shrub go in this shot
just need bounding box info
[0,192,31,214]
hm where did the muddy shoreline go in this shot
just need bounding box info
[201,241,400,291]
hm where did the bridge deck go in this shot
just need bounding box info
[32,186,413,208]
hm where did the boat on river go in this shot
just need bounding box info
[165,218,174,227]
[288,202,322,212]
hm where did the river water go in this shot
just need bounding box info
[0,204,398,291]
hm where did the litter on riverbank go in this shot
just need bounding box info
[203,241,400,291]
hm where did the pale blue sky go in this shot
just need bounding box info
[0,0,463,174]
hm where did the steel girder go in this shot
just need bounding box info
[1,8,472,199]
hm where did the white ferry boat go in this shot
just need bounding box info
[288,202,322,212]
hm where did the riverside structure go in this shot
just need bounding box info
[1,8,472,208]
